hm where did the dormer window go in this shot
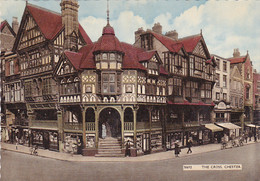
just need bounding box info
[102,53,108,60]
[110,53,115,60]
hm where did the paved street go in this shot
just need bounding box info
[1,142,260,181]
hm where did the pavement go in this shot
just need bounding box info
[1,140,258,162]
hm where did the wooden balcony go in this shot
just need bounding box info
[64,122,83,131]
[137,122,150,130]
[86,122,95,132]
[166,122,183,130]
[124,122,133,131]
[151,122,162,128]
[31,120,58,130]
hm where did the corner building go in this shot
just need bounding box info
[4,1,217,156]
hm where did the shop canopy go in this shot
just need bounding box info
[245,124,260,128]
[215,123,241,130]
[205,124,223,132]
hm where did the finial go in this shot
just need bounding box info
[26,0,28,5]
[107,0,110,25]
[247,50,249,54]
[200,29,202,35]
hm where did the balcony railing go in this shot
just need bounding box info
[136,122,150,130]
[166,122,183,130]
[86,122,95,132]
[152,122,162,128]
[64,122,83,131]
[31,120,58,129]
[14,120,29,126]
[215,118,228,122]
[183,121,200,127]
[124,122,133,131]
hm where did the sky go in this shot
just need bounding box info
[1,0,260,72]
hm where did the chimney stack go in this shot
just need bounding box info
[60,0,79,51]
[152,23,162,34]
[165,30,178,40]
[134,27,145,43]
[12,17,19,34]
[233,48,240,57]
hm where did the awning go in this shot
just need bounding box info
[215,123,241,130]
[30,127,58,131]
[205,124,223,132]
[246,124,260,128]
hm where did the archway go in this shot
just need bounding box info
[99,108,121,138]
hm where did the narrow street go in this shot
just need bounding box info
[1,143,259,181]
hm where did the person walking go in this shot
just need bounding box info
[125,140,131,157]
[187,139,192,154]
[174,142,180,157]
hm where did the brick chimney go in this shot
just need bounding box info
[233,48,240,57]
[134,27,145,43]
[165,30,178,40]
[152,23,162,34]
[12,17,19,34]
[60,0,79,51]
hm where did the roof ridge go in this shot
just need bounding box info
[178,33,201,41]
[227,55,246,59]
[27,3,61,16]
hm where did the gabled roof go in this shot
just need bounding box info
[64,51,83,70]
[0,20,16,36]
[178,34,202,53]
[159,66,168,75]
[14,3,92,50]
[150,31,202,54]
[228,56,247,64]
[138,51,156,62]
[0,21,7,31]
[79,44,96,69]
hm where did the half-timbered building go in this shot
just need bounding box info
[6,1,92,151]
[134,23,216,148]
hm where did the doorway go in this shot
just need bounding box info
[99,108,121,138]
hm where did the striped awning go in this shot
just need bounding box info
[246,124,260,128]
[215,123,241,130]
[205,124,223,132]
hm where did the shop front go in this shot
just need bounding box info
[215,122,241,140]
[204,123,224,143]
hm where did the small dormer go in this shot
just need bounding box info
[139,51,161,76]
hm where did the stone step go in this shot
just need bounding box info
[95,153,125,157]
[98,150,122,154]
[99,146,121,149]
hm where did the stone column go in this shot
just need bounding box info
[82,107,86,148]
[240,112,245,133]
[121,107,125,148]
[95,109,99,148]
[133,107,137,148]
[57,110,63,152]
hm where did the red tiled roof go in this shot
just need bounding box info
[26,4,92,44]
[0,20,7,31]
[228,56,246,64]
[121,42,146,71]
[94,25,123,52]
[151,32,202,53]
[178,35,201,53]
[159,66,168,75]
[64,51,83,70]
[138,51,156,62]
[79,24,93,45]
[79,44,96,69]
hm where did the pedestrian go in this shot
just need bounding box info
[187,139,192,154]
[174,142,180,157]
[244,132,248,143]
[125,140,131,157]
[102,123,106,139]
